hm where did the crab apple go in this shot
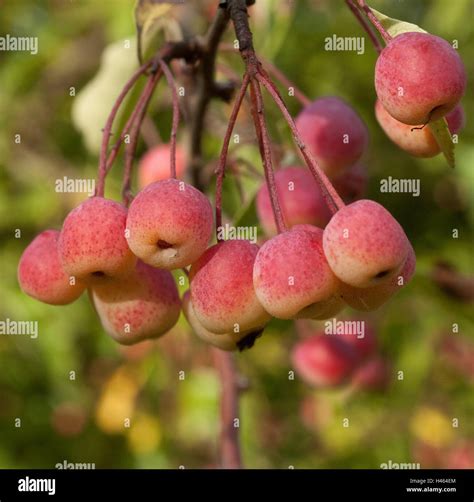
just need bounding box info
[138,143,187,189]
[375,100,465,157]
[375,32,466,126]
[296,294,345,320]
[323,199,410,288]
[331,162,368,203]
[340,323,377,362]
[295,97,369,177]
[256,166,331,235]
[182,291,264,352]
[127,179,213,270]
[190,240,271,334]
[18,230,85,305]
[90,260,180,345]
[351,356,391,392]
[253,225,340,320]
[341,242,416,311]
[59,197,136,285]
[292,333,357,387]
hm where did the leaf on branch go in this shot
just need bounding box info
[134,0,183,63]
[428,118,456,168]
[370,7,427,38]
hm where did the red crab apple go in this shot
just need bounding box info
[256,166,331,235]
[375,100,465,157]
[292,333,357,387]
[331,162,368,203]
[59,197,136,285]
[253,225,340,319]
[90,260,181,345]
[351,356,391,392]
[126,179,213,270]
[341,242,416,311]
[18,229,85,305]
[189,239,271,334]
[375,32,466,125]
[323,199,410,288]
[295,96,369,177]
[182,291,264,351]
[138,143,186,189]
[339,323,377,362]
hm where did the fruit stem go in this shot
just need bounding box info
[122,70,162,205]
[212,348,243,469]
[345,0,383,54]
[256,71,345,214]
[96,60,153,197]
[219,42,311,107]
[249,77,287,233]
[215,72,251,239]
[357,0,392,44]
[158,59,180,179]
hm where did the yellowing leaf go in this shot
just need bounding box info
[71,39,139,154]
[429,118,456,168]
[134,0,182,63]
[370,7,427,38]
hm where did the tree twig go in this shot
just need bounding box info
[357,0,392,44]
[345,0,383,54]
[212,348,242,469]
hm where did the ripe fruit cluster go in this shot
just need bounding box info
[292,325,390,391]
[374,32,466,157]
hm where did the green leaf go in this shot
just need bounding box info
[429,118,455,168]
[370,7,427,38]
[134,0,182,63]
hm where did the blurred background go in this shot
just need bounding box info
[0,0,472,469]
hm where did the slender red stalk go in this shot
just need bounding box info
[215,72,251,239]
[249,77,287,233]
[212,349,242,469]
[122,71,161,205]
[256,71,345,214]
[346,0,383,54]
[158,59,180,179]
[357,0,392,44]
[105,68,163,176]
[96,60,153,197]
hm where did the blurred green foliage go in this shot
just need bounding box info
[0,0,472,469]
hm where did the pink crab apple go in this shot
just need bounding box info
[90,260,181,345]
[340,322,377,362]
[18,229,85,305]
[375,32,466,125]
[351,356,391,392]
[253,225,340,320]
[294,96,369,177]
[182,291,264,352]
[189,239,271,334]
[256,166,331,235]
[292,333,357,387]
[323,199,410,288]
[331,162,368,203]
[340,242,416,311]
[126,179,213,270]
[138,143,187,189]
[375,101,465,157]
[59,197,136,285]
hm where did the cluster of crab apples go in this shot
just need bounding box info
[17,30,466,353]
